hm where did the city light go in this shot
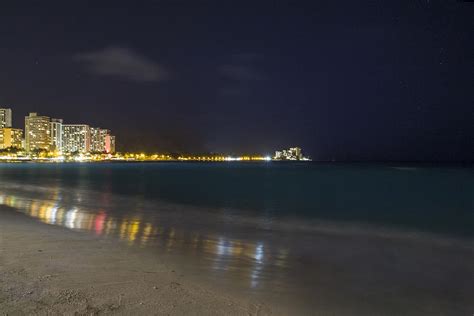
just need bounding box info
[0,108,311,162]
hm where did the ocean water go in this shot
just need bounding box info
[0,162,472,235]
[0,162,473,314]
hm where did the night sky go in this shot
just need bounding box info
[0,1,472,161]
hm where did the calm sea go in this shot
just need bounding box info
[0,162,472,314]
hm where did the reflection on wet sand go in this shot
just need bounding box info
[0,191,289,290]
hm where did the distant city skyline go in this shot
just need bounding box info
[0,1,473,161]
[1,108,115,154]
[1,106,311,160]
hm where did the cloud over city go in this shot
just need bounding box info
[74,47,168,82]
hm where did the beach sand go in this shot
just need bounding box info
[2,203,474,315]
[0,206,268,315]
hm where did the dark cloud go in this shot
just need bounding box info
[74,47,168,82]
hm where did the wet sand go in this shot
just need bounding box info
[0,206,269,315]
[1,203,474,315]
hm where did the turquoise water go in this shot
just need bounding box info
[0,162,472,314]
[0,162,472,236]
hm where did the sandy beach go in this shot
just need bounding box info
[0,206,269,315]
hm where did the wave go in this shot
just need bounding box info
[0,179,472,251]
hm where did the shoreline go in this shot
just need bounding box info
[0,160,472,165]
[0,206,268,315]
[1,176,472,240]
[1,199,473,315]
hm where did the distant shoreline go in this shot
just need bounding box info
[0,159,471,166]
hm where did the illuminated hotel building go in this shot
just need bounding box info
[62,124,90,153]
[90,127,100,152]
[274,147,305,160]
[0,108,12,128]
[108,135,116,154]
[0,128,23,149]
[90,127,106,152]
[90,127,115,153]
[50,118,63,151]
[101,129,111,153]
[25,112,51,152]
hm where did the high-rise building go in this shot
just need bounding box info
[50,118,63,151]
[0,128,23,149]
[90,127,106,152]
[289,147,302,160]
[107,135,116,154]
[90,128,116,153]
[62,124,90,153]
[25,113,51,152]
[0,108,12,128]
[90,127,100,152]
[273,147,306,160]
[100,129,111,153]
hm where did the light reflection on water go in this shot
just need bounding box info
[0,164,472,314]
[0,190,290,291]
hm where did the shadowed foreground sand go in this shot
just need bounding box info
[0,207,269,315]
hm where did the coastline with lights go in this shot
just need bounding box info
[0,150,311,163]
[0,107,311,163]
